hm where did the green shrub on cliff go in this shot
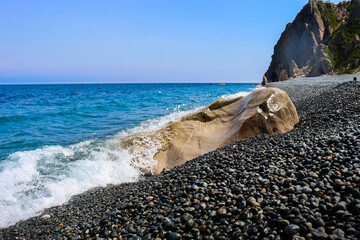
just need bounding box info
[322,45,335,67]
[345,19,360,41]
[319,1,339,29]
[325,17,360,72]
[317,1,358,73]
[329,22,346,40]
[264,0,359,83]
[346,2,354,12]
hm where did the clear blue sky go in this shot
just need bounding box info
[0,0,343,84]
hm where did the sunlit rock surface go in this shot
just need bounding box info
[121,88,299,174]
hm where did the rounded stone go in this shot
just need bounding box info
[217,208,227,217]
[167,232,182,240]
[283,224,300,236]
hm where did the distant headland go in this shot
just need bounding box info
[263,0,360,84]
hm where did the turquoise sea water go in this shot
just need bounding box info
[0,83,256,228]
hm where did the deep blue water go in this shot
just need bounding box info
[0,83,256,228]
[0,83,256,160]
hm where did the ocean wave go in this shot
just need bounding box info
[0,115,28,124]
[0,106,202,228]
[0,89,253,228]
[220,91,251,99]
[0,140,142,228]
[220,86,264,100]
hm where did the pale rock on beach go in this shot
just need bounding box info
[121,88,299,174]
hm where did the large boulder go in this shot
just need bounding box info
[120,88,299,174]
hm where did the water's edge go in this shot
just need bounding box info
[0,84,257,228]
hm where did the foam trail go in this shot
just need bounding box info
[0,140,141,228]
[0,106,204,228]
[0,91,253,228]
[220,91,251,99]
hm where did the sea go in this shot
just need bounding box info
[0,83,257,228]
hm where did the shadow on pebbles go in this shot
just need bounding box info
[1,79,360,240]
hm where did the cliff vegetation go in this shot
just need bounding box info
[263,0,360,84]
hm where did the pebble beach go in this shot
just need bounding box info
[1,75,360,240]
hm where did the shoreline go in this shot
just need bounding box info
[1,75,360,239]
[0,83,257,228]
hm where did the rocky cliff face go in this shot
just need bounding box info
[263,0,360,84]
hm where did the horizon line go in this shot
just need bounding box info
[0,81,260,86]
[0,82,260,86]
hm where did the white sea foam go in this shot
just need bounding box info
[0,140,141,228]
[0,106,202,228]
[221,86,263,100]
[0,91,253,228]
[119,106,203,137]
[220,91,251,99]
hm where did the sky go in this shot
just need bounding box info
[0,0,344,84]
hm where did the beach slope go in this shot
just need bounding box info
[1,75,359,239]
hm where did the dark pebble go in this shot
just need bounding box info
[1,80,360,240]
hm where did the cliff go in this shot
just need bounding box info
[263,0,360,84]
